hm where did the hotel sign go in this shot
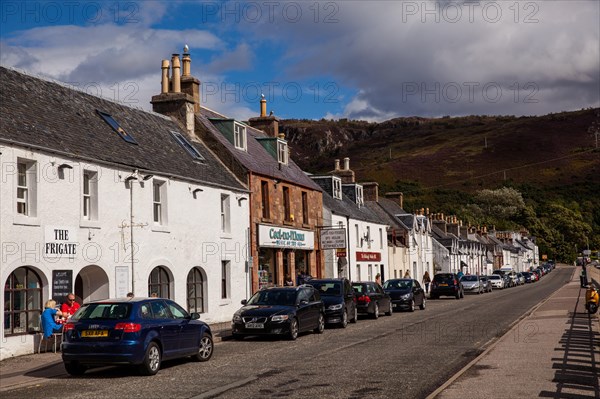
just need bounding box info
[356,252,381,262]
[258,224,314,250]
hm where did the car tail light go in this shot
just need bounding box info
[453,279,458,285]
[63,322,75,333]
[357,295,371,303]
[115,323,141,333]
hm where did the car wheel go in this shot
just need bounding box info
[351,306,358,323]
[193,333,213,362]
[63,361,86,376]
[385,302,393,316]
[420,297,426,310]
[455,291,460,299]
[315,313,325,334]
[372,303,379,319]
[139,342,161,376]
[409,299,415,312]
[288,318,299,340]
[341,309,348,328]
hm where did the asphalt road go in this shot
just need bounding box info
[5,267,572,399]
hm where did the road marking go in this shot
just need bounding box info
[190,376,258,399]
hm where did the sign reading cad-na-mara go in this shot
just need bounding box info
[258,224,314,250]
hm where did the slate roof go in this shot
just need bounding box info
[321,193,384,224]
[0,67,245,191]
[197,107,321,191]
[364,198,410,231]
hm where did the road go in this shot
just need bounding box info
[5,267,572,399]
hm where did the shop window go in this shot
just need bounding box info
[258,248,275,289]
[148,266,171,299]
[187,267,205,313]
[4,267,42,336]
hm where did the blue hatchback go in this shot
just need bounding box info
[61,298,213,376]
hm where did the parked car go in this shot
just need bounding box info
[231,286,325,341]
[516,272,525,285]
[522,272,533,283]
[61,298,213,376]
[305,278,357,327]
[488,274,505,289]
[460,275,484,294]
[480,276,493,292]
[382,278,426,312]
[351,281,393,319]
[430,273,464,299]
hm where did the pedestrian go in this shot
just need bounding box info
[284,274,294,286]
[580,267,587,288]
[404,270,410,278]
[41,299,64,338]
[126,292,134,298]
[375,273,382,286]
[423,271,431,293]
[60,293,80,318]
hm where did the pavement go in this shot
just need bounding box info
[1,266,598,398]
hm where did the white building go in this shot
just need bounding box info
[0,67,249,359]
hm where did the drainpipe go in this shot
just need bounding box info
[346,215,352,281]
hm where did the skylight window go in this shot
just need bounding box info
[97,110,138,144]
[171,131,205,161]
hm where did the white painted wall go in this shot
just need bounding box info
[0,145,249,359]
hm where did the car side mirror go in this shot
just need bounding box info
[190,312,200,320]
[241,299,247,305]
[299,300,309,306]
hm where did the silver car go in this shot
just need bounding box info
[460,275,484,294]
[480,276,493,293]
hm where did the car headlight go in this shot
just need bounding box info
[232,314,242,323]
[328,304,343,311]
[401,294,411,300]
[271,315,289,322]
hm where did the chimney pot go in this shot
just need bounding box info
[161,59,170,94]
[334,159,340,170]
[182,53,191,77]
[260,94,267,117]
[171,54,181,93]
[343,157,350,170]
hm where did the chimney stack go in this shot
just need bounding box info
[248,94,280,138]
[385,192,404,209]
[330,157,355,183]
[362,182,379,202]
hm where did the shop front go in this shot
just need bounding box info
[257,224,316,289]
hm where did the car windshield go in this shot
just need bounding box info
[383,280,411,289]
[489,275,500,280]
[308,282,341,296]
[247,290,297,306]
[461,275,478,282]
[73,303,132,321]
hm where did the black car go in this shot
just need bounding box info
[61,298,213,376]
[351,282,393,319]
[383,279,426,312]
[231,286,325,340]
[522,271,533,283]
[430,273,464,299]
[305,278,357,327]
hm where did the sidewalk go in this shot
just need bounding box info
[430,265,600,399]
[0,321,232,393]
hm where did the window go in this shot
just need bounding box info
[148,266,170,299]
[367,226,371,249]
[277,140,288,165]
[261,181,270,219]
[302,192,308,224]
[82,170,98,221]
[153,180,167,225]
[356,264,361,281]
[283,187,291,222]
[333,177,342,200]
[97,110,138,144]
[379,228,383,249]
[356,185,364,206]
[187,268,205,313]
[4,267,42,336]
[171,131,205,161]
[221,261,230,299]
[368,264,373,281]
[16,159,36,217]
[355,224,360,247]
[221,194,230,233]
[234,122,246,150]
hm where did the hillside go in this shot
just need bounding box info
[282,109,600,192]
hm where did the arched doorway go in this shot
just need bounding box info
[75,265,109,303]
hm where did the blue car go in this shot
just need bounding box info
[61,298,213,376]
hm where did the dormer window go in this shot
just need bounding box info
[332,177,342,200]
[234,122,247,150]
[277,140,288,165]
[356,185,364,206]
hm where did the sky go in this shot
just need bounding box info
[1,0,599,122]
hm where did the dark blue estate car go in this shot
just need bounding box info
[61,298,213,376]
[306,278,358,327]
[231,286,325,340]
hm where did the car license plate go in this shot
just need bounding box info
[82,330,108,337]
[439,283,448,286]
[245,323,264,329]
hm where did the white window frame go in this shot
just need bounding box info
[82,170,98,221]
[332,177,342,200]
[16,159,37,218]
[234,122,247,150]
[153,180,168,226]
[277,139,288,165]
[221,194,230,233]
[356,185,364,206]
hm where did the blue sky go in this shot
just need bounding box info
[1,1,599,122]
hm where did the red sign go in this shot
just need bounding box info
[356,252,381,262]
[336,249,346,258]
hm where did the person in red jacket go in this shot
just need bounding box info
[60,293,80,317]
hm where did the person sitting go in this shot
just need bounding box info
[41,299,64,339]
[60,293,80,318]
